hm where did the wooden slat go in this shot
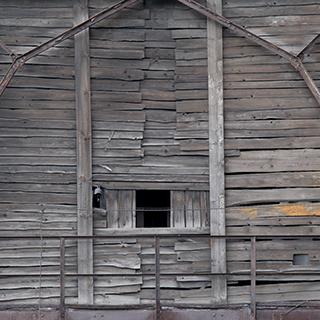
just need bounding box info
[207,0,227,304]
[74,0,93,304]
[171,191,186,228]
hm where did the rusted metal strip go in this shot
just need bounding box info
[155,236,161,320]
[1,234,320,239]
[175,0,320,106]
[3,270,320,277]
[60,238,66,320]
[0,0,140,97]
[250,237,256,320]
[298,34,320,60]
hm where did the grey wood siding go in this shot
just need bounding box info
[105,189,136,228]
[0,0,77,305]
[171,190,209,228]
[223,0,320,233]
[1,0,320,307]
[223,0,320,306]
[90,0,210,191]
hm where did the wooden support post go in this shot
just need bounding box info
[207,0,227,304]
[60,238,66,320]
[74,0,94,304]
[155,236,161,320]
[250,237,257,320]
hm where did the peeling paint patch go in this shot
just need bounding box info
[278,204,320,217]
[241,208,257,219]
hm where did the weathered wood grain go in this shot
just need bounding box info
[74,0,93,304]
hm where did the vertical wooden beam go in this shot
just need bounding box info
[250,237,257,320]
[207,0,227,304]
[74,0,93,304]
[59,238,66,320]
[155,236,161,320]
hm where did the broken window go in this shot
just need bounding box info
[136,190,170,228]
[104,189,209,229]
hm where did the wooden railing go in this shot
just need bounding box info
[2,234,320,320]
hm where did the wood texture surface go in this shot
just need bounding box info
[2,0,320,308]
[207,0,227,304]
[74,0,93,304]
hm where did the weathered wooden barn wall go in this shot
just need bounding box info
[90,0,320,306]
[90,0,211,304]
[223,0,320,232]
[1,0,320,308]
[90,0,210,192]
[0,0,78,305]
[221,0,320,305]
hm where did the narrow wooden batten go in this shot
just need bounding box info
[74,0,94,304]
[207,0,227,303]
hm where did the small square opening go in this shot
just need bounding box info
[293,254,310,266]
[136,190,170,228]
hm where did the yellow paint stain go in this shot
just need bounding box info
[278,204,320,217]
[241,208,257,219]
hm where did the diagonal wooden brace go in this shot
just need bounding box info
[176,0,320,106]
[0,0,140,96]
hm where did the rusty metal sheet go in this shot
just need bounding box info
[159,309,249,320]
[258,309,320,320]
[0,310,60,320]
[3,307,320,320]
[67,309,155,320]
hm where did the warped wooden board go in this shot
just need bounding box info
[226,172,320,188]
[226,202,320,220]
[224,96,318,111]
[225,6,320,18]
[226,225,320,236]
[1,88,74,100]
[0,287,77,302]
[94,294,140,305]
[223,0,318,8]
[225,108,320,121]
[0,156,76,166]
[1,65,74,78]
[226,188,320,207]
[0,182,75,193]
[94,173,208,183]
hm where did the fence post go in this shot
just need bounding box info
[155,236,161,320]
[60,237,66,320]
[250,236,256,320]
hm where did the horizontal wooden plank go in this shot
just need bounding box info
[226,188,320,206]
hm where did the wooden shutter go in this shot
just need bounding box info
[171,191,209,228]
[106,190,136,228]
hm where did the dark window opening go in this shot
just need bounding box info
[293,254,310,266]
[136,190,170,228]
[93,186,105,209]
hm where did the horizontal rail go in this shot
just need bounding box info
[1,234,320,239]
[1,233,320,315]
[3,271,320,277]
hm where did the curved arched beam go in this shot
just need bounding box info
[0,0,320,105]
[0,0,139,96]
[176,0,320,106]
